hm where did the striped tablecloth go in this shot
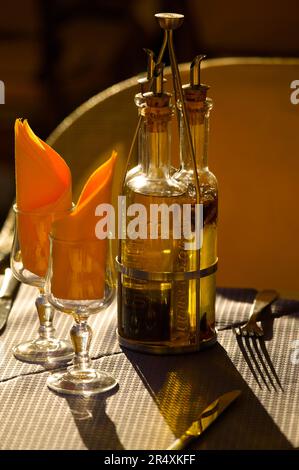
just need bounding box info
[0,284,298,450]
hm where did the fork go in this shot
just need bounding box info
[234,290,278,337]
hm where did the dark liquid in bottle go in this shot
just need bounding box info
[118,281,171,342]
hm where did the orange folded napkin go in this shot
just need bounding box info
[15,119,72,212]
[14,119,72,277]
[51,152,117,300]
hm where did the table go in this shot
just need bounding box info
[0,285,298,450]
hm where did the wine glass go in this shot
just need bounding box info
[11,205,74,364]
[45,235,117,396]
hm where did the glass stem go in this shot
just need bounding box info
[70,319,92,371]
[36,291,56,341]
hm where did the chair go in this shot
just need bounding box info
[4,58,299,295]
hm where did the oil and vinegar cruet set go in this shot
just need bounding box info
[116,13,218,354]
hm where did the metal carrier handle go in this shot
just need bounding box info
[115,257,218,282]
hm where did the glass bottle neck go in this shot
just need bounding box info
[140,119,171,179]
[180,101,211,172]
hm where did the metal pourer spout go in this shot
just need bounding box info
[137,49,156,99]
[190,54,206,88]
[153,62,164,95]
[143,48,156,80]
[183,54,210,103]
[143,62,171,113]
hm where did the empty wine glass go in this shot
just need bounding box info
[11,205,74,363]
[45,235,117,396]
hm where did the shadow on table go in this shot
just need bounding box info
[217,288,299,328]
[235,334,283,392]
[217,287,257,302]
[234,305,284,391]
[124,344,293,449]
[216,288,257,330]
[271,298,299,318]
[216,289,298,391]
[64,387,124,450]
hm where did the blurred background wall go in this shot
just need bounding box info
[0,0,298,225]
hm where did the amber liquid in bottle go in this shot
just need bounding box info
[119,193,198,345]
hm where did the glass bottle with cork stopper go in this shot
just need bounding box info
[174,55,218,343]
[117,63,201,353]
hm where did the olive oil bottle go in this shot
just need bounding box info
[117,64,201,353]
[174,55,218,342]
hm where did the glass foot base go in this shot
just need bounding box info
[13,338,74,364]
[47,368,118,396]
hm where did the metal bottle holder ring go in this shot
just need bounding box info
[116,256,218,282]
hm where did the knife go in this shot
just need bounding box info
[0,267,19,332]
[167,390,241,450]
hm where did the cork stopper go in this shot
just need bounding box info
[183,54,210,124]
[142,63,172,132]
